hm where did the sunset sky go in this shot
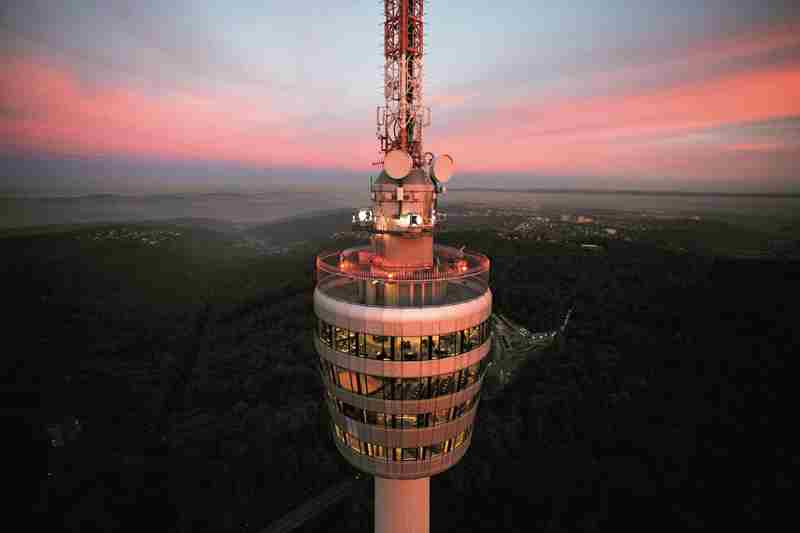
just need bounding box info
[1,1,799,192]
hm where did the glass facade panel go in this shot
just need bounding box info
[419,336,432,360]
[334,326,349,352]
[334,423,474,463]
[319,358,489,401]
[402,447,420,461]
[429,441,444,457]
[316,319,491,361]
[434,333,457,357]
[365,334,390,359]
[330,394,480,429]
[319,320,333,347]
[398,336,422,360]
[397,414,417,429]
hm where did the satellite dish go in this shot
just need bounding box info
[384,149,412,180]
[432,154,454,183]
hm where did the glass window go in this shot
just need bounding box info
[393,378,404,401]
[466,364,480,387]
[464,325,481,351]
[334,326,349,353]
[358,333,367,356]
[398,337,421,360]
[342,403,363,421]
[373,444,383,460]
[335,425,469,462]
[433,407,450,426]
[383,380,392,401]
[323,320,334,346]
[335,368,356,393]
[366,335,390,359]
[456,369,469,391]
[317,320,490,357]
[369,444,382,460]
[438,374,454,396]
[403,378,423,400]
[347,330,359,355]
[398,414,417,429]
[456,330,465,353]
[422,377,433,399]
[361,374,384,397]
[439,333,458,357]
[429,441,444,457]
[427,376,439,399]
[433,333,456,358]
[429,335,440,358]
[348,434,362,454]
[349,374,360,395]
[334,398,472,428]
[401,447,419,461]
[419,336,432,360]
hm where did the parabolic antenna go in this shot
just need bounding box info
[384,149,413,180]
[432,154,455,183]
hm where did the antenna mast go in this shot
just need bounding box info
[378,0,431,169]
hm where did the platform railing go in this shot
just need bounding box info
[315,244,490,307]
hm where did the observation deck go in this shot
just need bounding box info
[316,244,490,308]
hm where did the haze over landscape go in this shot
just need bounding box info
[2,0,799,193]
[5,3,799,532]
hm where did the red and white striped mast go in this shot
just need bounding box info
[377,0,430,170]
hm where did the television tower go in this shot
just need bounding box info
[314,2,492,532]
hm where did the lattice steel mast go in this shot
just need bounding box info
[378,0,431,169]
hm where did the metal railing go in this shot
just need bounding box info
[315,244,490,307]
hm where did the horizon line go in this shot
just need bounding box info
[446,187,800,198]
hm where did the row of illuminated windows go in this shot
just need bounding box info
[317,318,490,361]
[334,423,472,462]
[328,390,480,429]
[320,358,488,401]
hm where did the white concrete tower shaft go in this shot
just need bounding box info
[375,478,430,533]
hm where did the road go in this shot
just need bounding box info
[259,478,365,533]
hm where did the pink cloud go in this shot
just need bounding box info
[428,61,800,181]
[0,54,374,170]
[2,19,800,187]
